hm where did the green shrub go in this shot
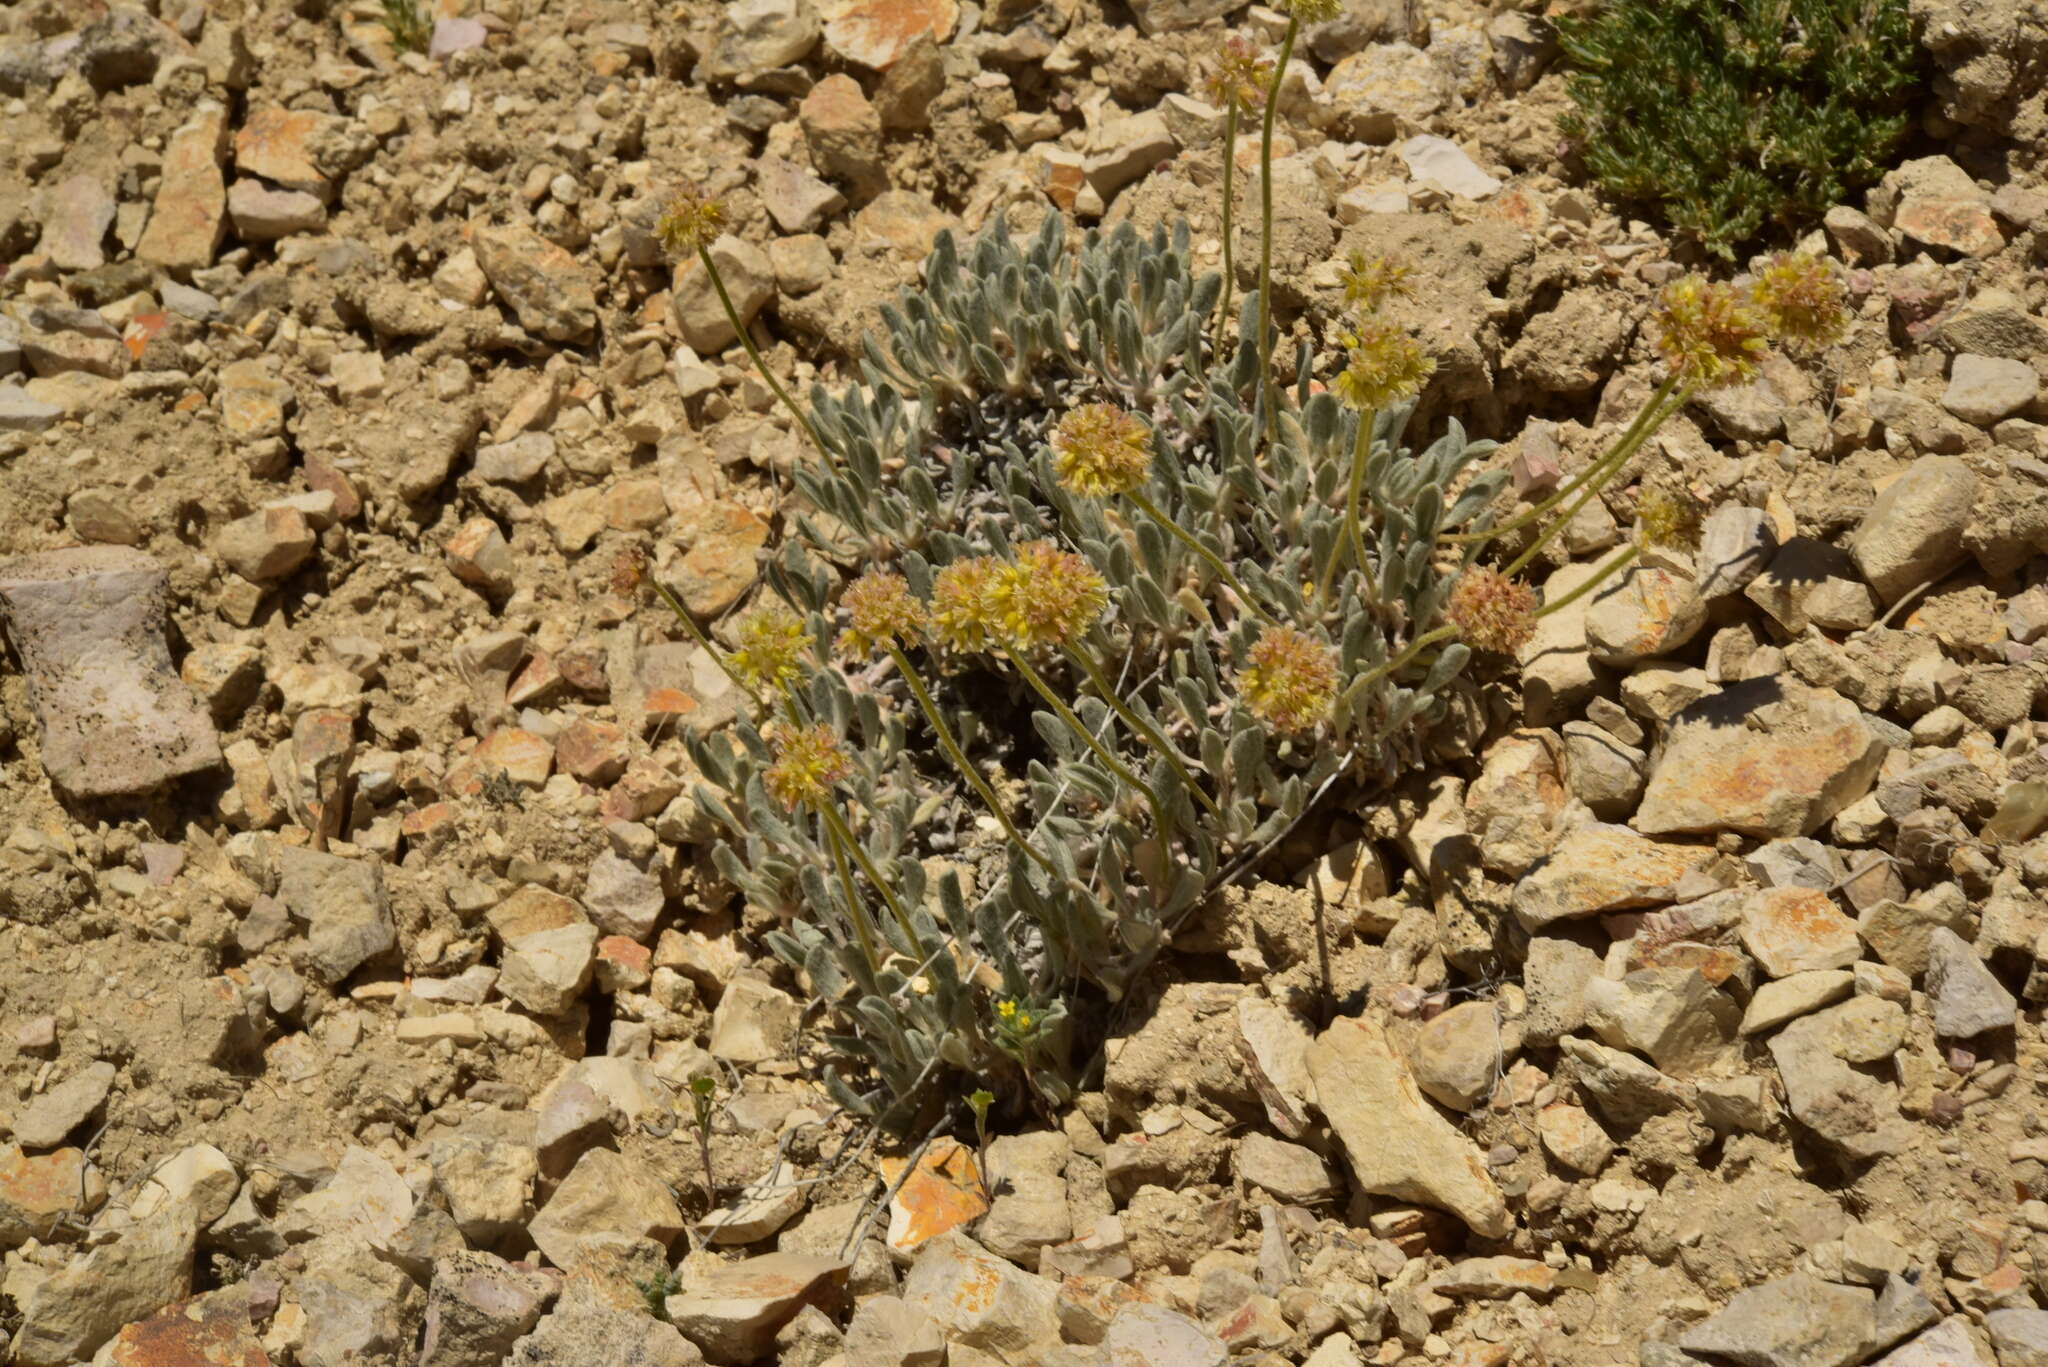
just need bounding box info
[1559,0,1922,259]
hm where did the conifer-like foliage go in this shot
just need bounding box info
[1559,0,1922,259]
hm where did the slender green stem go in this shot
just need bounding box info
[649,577,759,706]
[1214,99,1241,359]
[697,241,833,465]
[1506,386,1685,578]
[817,800,920,949]
[1067,647,1220,818]
[1353,624,1457,692]
[1317,409,1377,605]
[885,645,1062,882]
[1126,489,1274,626]
[1442,375,1684,547]
[818,809,882,973]
[1256,16,1298,437]
[1534,544,1640,620]
[1002,646,1167,824]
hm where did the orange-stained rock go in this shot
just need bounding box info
[104,1294,270,1367]
[235,107,332,198]
[138,107,229,272]
[0,1145,106,1243]
[449,728,553,794]
[1739,886,1862,978]
[555,718,628,786]
[820,0,958,69]
[664,501,768,617]
[1510,823,1715,930]
[883,1137,989,1259]
[1635,679,1886,838]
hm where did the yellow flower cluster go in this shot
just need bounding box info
[656,185,727,255]
[839,570,928,655]
[1279,0,1343,23]
[1338,251,1416,312]
[1051,403,1154,499]
[1635,486,1702,552]
[1202,35,1273,111]
[1750,252,1851,352]
[986,540,1109,651]
[763,723,852,810]
[1651,277,1769,390]
[729,604,810,692]
[931,556,1001,653]
[1331,318,1435,412]
[1238,626,1340,734]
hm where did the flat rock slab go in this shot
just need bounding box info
[1306,1014,1511,1238]
[0,547,223,799]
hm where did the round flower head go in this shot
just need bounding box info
[987,540,1108,650]
[839,569,928,655]
[1051,403,1154,498]
[1635,486,1702,552]
[1331,319,1435,411]
[1749,252,1849,352]
[1279,0,1343,23]
[763,723,853,811]
[1202,35,1273,111]
[931,556,1002,653]
[1338,252,1415,313]
[1447,567,1538,655]
[1238,627,1339,734]
[1653,276,1768,390]
[729,603,811,692]
[656,185,728,255]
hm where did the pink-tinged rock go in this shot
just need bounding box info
[1634,679,1887,838]
[883,1139,989,1260]
[0,547,224,799]
[45,174,117,271]
[666,1253,849,1364]
[138,105,229,273]
[227,179,326,240]
[444,516,516,596]
[664,500,769,616]
[1894,197,2002,260]
[430,16,489,59]
[555,718,628,785]
[473,224,599,343]
[820,0,958,69]
[1740,887,1862,978]
[1306,1015,1512,1239]
[234,106,333,199]
[453,728,555,793]
[1510,823,1715,930]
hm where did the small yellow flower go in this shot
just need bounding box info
[1446,567,1538,655]
[1331,319,1435,411]
[763,723,853,811]
[987,540,1109,651]
[931,556,1002,653]
[1238,626,1339,734]
[1635,486,1702,552]
[1338,252,1415,313]
[729,604,811,692]
[1279,0,1343,23]
[996,999,1018,1022]
[656,185,728,255]
[1653,276,1769,390]
[1202,35,1273,111]
[1051,403,1154,498]
[839,569,928,655]
[1749,252,1850,353]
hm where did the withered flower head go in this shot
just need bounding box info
[1635,486,1702,552]
[763,723,852,811]
[839,569,928,655]
[1202,35,1273,111]
[931,556,1002,653]
[729,603,810,692]
[609,546,648,598]
[1279,0,1343,23]
[1051,402,1154,498]
[656,185,728,255]
[1238,626,1339,734]
[1749,252,1849,352]
[1446,567,1538,655]
[988,540,1109,651]
[1331,319,1435,411]
[1653,276,1769,390]
[1338,251,1415,313]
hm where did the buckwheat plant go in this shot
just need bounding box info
[651,158,1846,1127]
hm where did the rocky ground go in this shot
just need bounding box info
[1,0,2047,1363]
